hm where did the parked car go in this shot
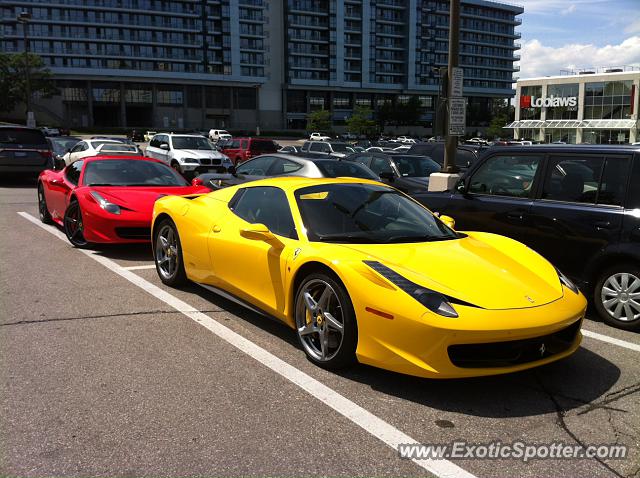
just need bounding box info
[393,145,412,153]
[197,153,379,190]
[209,129,232,142]
[47,136,81,162]
[279,145,299,153]
[396,136,417,144]
[346,152,440,193]
[37,156,210,247]
[40,126,60,137]
[128,129,145,142]
[309,132,332,141]
[143,131,157,142]
[220,137,279,165]
[412,144,640,330]
[151,177,585,377]
[145,133,233,176]
[91,136,143,154]
[95,143,143,156]
[300,141,355,158]
[62,139,130,165]
[407,142,483,169]
[0,125,53,175]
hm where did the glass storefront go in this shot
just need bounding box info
[519,85,541,120]
[584,80,633,120]
[546,129,577,144]
[583,129,630,144]
[546,83,578,120]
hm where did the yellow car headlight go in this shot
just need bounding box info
[364,260,460,318]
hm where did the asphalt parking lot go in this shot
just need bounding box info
[1,177,639,478]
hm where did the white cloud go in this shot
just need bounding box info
[519,36,640,78]
[560,4,577,15]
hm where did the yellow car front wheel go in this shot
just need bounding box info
[294,273,358,369]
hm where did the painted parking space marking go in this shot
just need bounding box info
[122,264,157,271]
[18,211,476,478]
[582,329,640,352]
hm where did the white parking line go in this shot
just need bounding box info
[18,211,475,478]
[122,264,157,271]
[582,329,640,352]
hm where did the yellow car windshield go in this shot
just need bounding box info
[295,183,460,244]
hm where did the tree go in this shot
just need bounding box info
[306,109,331,132]
[0,53,58,114]
[486,114,510,140]
[345,106,377,137]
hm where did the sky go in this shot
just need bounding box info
[517,0,640,78]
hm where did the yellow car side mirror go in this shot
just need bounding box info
[240,223,276,242]
[440,215,455,229]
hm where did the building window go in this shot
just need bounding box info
[156,88,184,106]
[235,88,257,110]
[206,87,231,109]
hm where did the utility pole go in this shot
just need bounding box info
[442,0,460,173]
[17,11,33,127]
[428,0,464,191]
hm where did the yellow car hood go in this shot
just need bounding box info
[332,232,563,310]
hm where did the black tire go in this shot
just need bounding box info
[153,218,187,287]
[37,183,53,224]
[63,199,89,248]
[171,161,182,174]
[294,272,358,370]
[593,264,640,331]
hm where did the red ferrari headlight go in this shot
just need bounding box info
[90,191,121,215]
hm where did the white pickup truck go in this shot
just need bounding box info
[309,132,332,141]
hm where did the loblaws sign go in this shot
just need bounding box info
[520,95,577,108]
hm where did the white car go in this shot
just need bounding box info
[40,126,60,137]
[309,132,332,141]
[145,133,233,176]
[143,131,157,142]
[63,139,129,165]
[209,129,232,142]
[396,136,416,143]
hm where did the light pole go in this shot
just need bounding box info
[17,11,33,126]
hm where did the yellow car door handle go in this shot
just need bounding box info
[212,225,221,233]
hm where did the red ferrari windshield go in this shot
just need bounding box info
[83,159,189,187]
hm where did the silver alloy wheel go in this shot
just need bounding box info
[601,272,640,322]
[155,224,179,280]
[295,279,345,362]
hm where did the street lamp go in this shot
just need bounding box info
[17,11,33,126]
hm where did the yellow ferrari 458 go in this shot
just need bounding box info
[152,177,587,379]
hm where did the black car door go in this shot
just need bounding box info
[526,153,630,280]
[426,152,545,243]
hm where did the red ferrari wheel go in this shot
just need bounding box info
[37,183,53,224]
[63,200,89,248]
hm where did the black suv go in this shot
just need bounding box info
[0,125,52,176]
[345,151,440,193]
[407,142,485,169]
[412,145,640,330]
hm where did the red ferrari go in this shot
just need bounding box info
[37,155,210,247]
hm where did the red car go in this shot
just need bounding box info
[221,137,278,165]
[37,155,210,247]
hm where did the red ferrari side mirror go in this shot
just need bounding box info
[191,177,204,186]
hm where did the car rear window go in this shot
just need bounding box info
[0,128,47,146]
[250,140,278,152]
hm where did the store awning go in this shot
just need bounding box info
[506,119,638,129]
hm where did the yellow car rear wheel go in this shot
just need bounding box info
[294,272,358,369]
